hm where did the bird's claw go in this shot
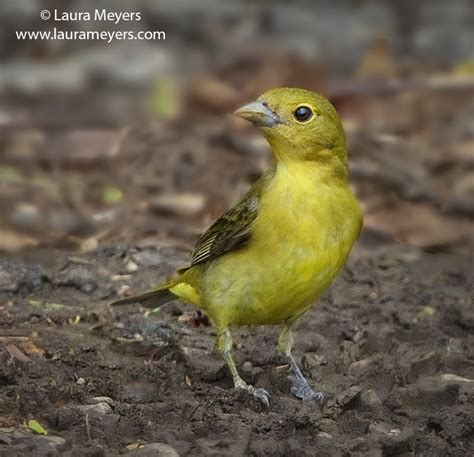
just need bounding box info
[291,379,325,403]
[236,382,270,407]
[251,387,270,407]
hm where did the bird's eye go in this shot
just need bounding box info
[294,106,313,122]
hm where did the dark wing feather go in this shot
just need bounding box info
[190,168,274,267]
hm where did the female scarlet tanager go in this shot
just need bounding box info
[110,87,363,406]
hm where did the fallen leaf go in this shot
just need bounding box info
[26,419,48,435]
[102,185,123,205]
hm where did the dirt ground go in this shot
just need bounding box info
[0,238,473,456]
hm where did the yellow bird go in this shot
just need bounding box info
[111,87,363,406]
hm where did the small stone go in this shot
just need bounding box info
[10,203,40,228]
[149,193,206,217]
[127,442,179,457]
[76,377,86,386]
[349,358,373,377]
[324,385,362,419]
[117,284,131,297]
[78,402,113,415]
[369,422,400,436]
[318,418,338,436]
[439,373,473,383]
[89,396,114,405]
[369,421,400,436]
[80,237,99,253]
[381,427,415,456]
[360,388,382,408]
[350,437,369,452]
[42,435,66,446]
[125,261,139,273]
[0,432,12,444]
[111,274,132,282]
[317,432,332,439]
[132,250,164,267]
[55,266,97,293]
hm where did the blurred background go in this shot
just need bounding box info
[1,0,473,261]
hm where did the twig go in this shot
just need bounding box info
[85,413,91,442]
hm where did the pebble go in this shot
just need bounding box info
[127,443,179,457]
[349,357,374,377]
[77,402,113,415]
[88,396,114,405]
[132,250,165,267]
[54,265,97,293]
[0,432,12,444]
[325,385,362,419]
[0,260,49,292]
[360,388,383,408]
[369,422,401,436]
[125,261,139,273]
[318,418,338,436]
[439,373,474,383]
[149,193,206,217]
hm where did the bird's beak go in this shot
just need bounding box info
[234,100,280,127]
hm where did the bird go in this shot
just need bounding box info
[110,87,363,407]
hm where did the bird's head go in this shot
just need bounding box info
[235,87,347,173]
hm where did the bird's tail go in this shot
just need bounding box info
[109,284,177,309]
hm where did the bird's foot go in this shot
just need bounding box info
[249,386,271,407]
[291,377,324,402]
[235,379,270,407]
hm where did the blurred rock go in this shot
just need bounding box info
[131,250,166,267]
[125,261,139,273]
[149,193,206,217]
[77,402,113,415]
[54,265,97,293]
[80,237,99,254]
[45,130,120,170]
[0,260,49,292]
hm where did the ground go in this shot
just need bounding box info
[1,238,473,456]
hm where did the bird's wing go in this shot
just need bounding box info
[189,168,275,266]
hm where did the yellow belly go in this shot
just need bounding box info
[195,163,362,329]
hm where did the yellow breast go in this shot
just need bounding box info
[198,162,362,328]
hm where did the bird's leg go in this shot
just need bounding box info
[216,329,270,407]
[277,323,324,402]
